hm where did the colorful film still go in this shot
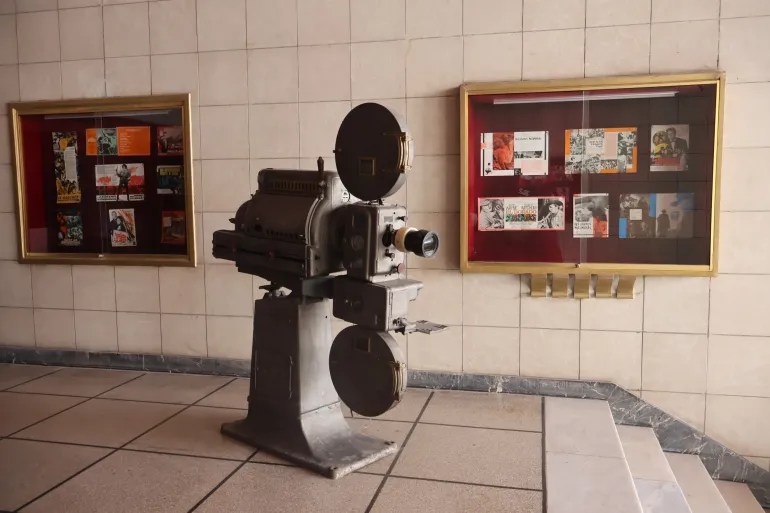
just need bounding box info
[565,127,637,174]
[479,197,565,231]
[157,126,184,156]
[161,210,186,245]
[108,208,137,247]
[573,194,609,238]
[619,193,694,239]
[480,131,548,176]
[52,132,81,204]
[95,163,145,202]
[157,165,184,195]
[650,124,689,172]
[56,209,83,247]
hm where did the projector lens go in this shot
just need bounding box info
[404,229,439,258]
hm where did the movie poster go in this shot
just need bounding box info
[650,124,689,172]
[86,127,150,156]
[156,165,184,195]
[565,127,638,174]
[161,210,186,244]
[619,193,654,238]
[619,193,694,238]
[108,208,137,247]
[52,132,81,203]
[157,126,184,156]
[573,194,609,238]
[478,196,565,231]
[56,209,83,247]
[95,163,145,202]
[481,131,549,176]
[86,128,117,156]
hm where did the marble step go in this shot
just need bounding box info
[616,426,691,513]
[665,453,731,513]
[544,397,642,513]
[714,481,766,513]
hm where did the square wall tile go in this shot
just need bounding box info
[59,6,103,61]
[161,313,207,356]
[705,395,770,457]
[298,0,350,45]
[299,101,350,158]
[19,62,62,100]
[463,0,522,35]
[298,44,351,102]
[61,59,105,99]
[720,148,770,212]
[202,212,233,264]
[247,0,297,48]
[523,29,584,80]
[105,56,151,96]
[250,158,300,189]
[463,33,523,83]
[59,0,101,6]
[0,212,16,259]
[31,264,73,309]
[643,277,709,334]
[200,105,249,159]
[408,326,462,371]
[75,310,118,351]
[406,36,462,97]
[586,25,650,77]
[159,265,205,314]
[198,50,248,106]
[406,96,458,156]
[405,212,459,270]
[115,266,160,313]
[520,328,579,379]
[104,2,150,58]
[351,0,405,42]
[710,274,770,336]
[0,117,9,163]
[523,0,584,30]
[707,335,770,397]
[650,20,718,74]
[351,40,406,100]
[149,0,197,55]
[0,165,12,211]
[642,333,707,393]
[72,266,115,311]
[15,0,56,10]
[150,53,198,99]
[720,0,770,18]
[641,391,705,430]
[0,261,32,307]
[34,308,76,349]
[249,103,299,158]
[521,296,579,330]
[0,15,17,65]
[248,47,298,103]
[579,330,642,389]
[721,16,770,83]
[0,307,35,346]
[201,159,250,213]
[197,0,246,51]
[406,0,462,38]
[587,0,650,27]
[581,281,644,332]
[17,10,60,63]
[206,315,252,360]
[204,264,252,316]
[0,65,20,109]
[407,269,462,326]
[117,312,161,354]
[719,212,770,273]
[651,0,719,22]
[462,326,519,375]
[723,82,770,149]
[408,155,459,213]
[462,273,520,327]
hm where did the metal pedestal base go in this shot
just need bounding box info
[221,295,396,479]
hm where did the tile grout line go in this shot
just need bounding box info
[0,365,64,392]
[541,396,547,512]
[186,448,260,513]
[363,391,434,513]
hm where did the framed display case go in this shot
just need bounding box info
[460,72,724,278]
[9,94,195,266]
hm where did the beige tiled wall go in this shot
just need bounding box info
[1,0,770,462]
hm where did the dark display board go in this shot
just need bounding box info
[461,74,723,276]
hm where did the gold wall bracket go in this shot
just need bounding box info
[527,274,637,299]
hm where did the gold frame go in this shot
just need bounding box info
[9,94,196,267]
[460,72,725,277]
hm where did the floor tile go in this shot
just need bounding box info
[15,398,183,447]
[100,372,233,404]
[634,478,691,513]
[392,423,542,489]
[370,477,542,513]
[0,392,84,436]
[544,397,624,458]
[20,450,238,513]
[10,367,143,397]
[545,452,642,513]
[420,390,542,431]
[0,439,110,511]
[194,462,382,513]
[0,364,61,391]
[196,377,249,409]
[355,387,431,422]
[127,406,254,460]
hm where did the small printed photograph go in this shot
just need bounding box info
[478,198,505,231]
[619,193,655,238]
[157,126,184,156]
[504,197,539,230]
[651,124,689,172]
[161,210,186,244]
[156,165,184,195]
[655,193,694,238]
[481,131,549,176]
[86,128,118,156]
[56,209,83,247]
[536,197,565,230]
[109,208,137,247]
[95,163,145,202]
[565,154,583,174]
[573,194,609,238]
[480,132,515,175]
[52,132,81,204]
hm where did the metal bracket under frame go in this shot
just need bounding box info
[528,274,637,299]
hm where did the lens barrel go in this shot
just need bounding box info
[403,229,439,258]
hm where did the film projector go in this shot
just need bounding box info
[212,103,446,478]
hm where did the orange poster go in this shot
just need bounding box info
[117,126,151,156]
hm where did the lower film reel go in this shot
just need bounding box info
[329,325,407,417]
